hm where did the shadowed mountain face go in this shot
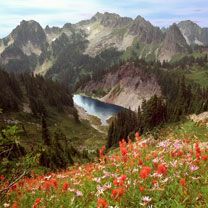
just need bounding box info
[128,15,164,44]
[159,24,191,62]
[10,20,47,51]
[0,12,207,84]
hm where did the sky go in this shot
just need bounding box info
[0,0,208,38]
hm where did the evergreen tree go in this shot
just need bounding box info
[41,116,50,146]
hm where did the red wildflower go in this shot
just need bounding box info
[139,186,145,192]
[121,148,128,156]
[195,142,201,159]
[135,132,141,141]
[0,175,5,181]
[99,146,106,159]
[145,155,151,161]
[112,187,125,200]
[156,164,168,175]
[62,182,69,192]
[152,179,158,186]
[33,198,42,208]
[12,202,18,208]
[180,178,186,187]
[202,155,208,161]
[138,159,143,166]
[113,175,127,186]
[50,178,58,189]
[41,178,58,191]
[120,174,127,181]
[113,178,119,186]
[11,184,17,191]
[18,181,24,187]
[97,198,108,208]
[139,166,151,179]
[183,138,190,144]
[152,152,158,158]
[119,139,128,161]
[171,150,183,157]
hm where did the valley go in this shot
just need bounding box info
[1,7,208,207]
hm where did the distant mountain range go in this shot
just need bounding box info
[0,12,208,85]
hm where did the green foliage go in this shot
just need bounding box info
[0,69,22,112]
[186,67,208,87]
[141,96,167,131]
[0,125,26,160]
[21,73,74,116]
[107,109,138,148]
[0,125,36,178]
[158,119,208,142]
[107,56,208,148]
[0,69,78,121]
[41,116,51,146]
[39,127,77,170]
[107,96,167,148]
[47,39,123,88]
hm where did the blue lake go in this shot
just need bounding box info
[73,95,124,125]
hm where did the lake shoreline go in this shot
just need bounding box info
[74,93,125,109]
[75,104,108,134]
[73,94,123,125]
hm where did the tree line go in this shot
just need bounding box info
[0,68,79,120]
[107,56,208,148]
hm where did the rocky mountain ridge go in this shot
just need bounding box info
[159,24,191,61]
[178,20,208,46]
[0,12,208,82]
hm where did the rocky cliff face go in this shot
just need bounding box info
[10,20,47,53]
[178,20,208,46]
[80,62,161,111]
[159,24,191,62]
[128,15,164,44]
[0,20,48,72]
[77,12,164,57]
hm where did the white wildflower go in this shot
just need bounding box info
[76,190,83,197]
[3,203,10,208]
[93,177,101,183]
[190,165,199,172]
[44,175,52,180]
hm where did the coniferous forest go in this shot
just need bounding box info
[106,55,208,148]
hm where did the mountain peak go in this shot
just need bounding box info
[167,23,188,38]
[178,20,199,27]
[135,15,146,22]
[20,20,39,25]
[18,20,43,32]
[14,19,44,34]
[159,23,190,61]
[91,12,103,20]
[129,15,163,44]
[91,12,132,28]
[92,12,121,20]
[169,23,180,31]
[10,19,46,50]
[45,25,62,34]
[103,12,121,18]
[63,23,73,29]
[177,20,207,46]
